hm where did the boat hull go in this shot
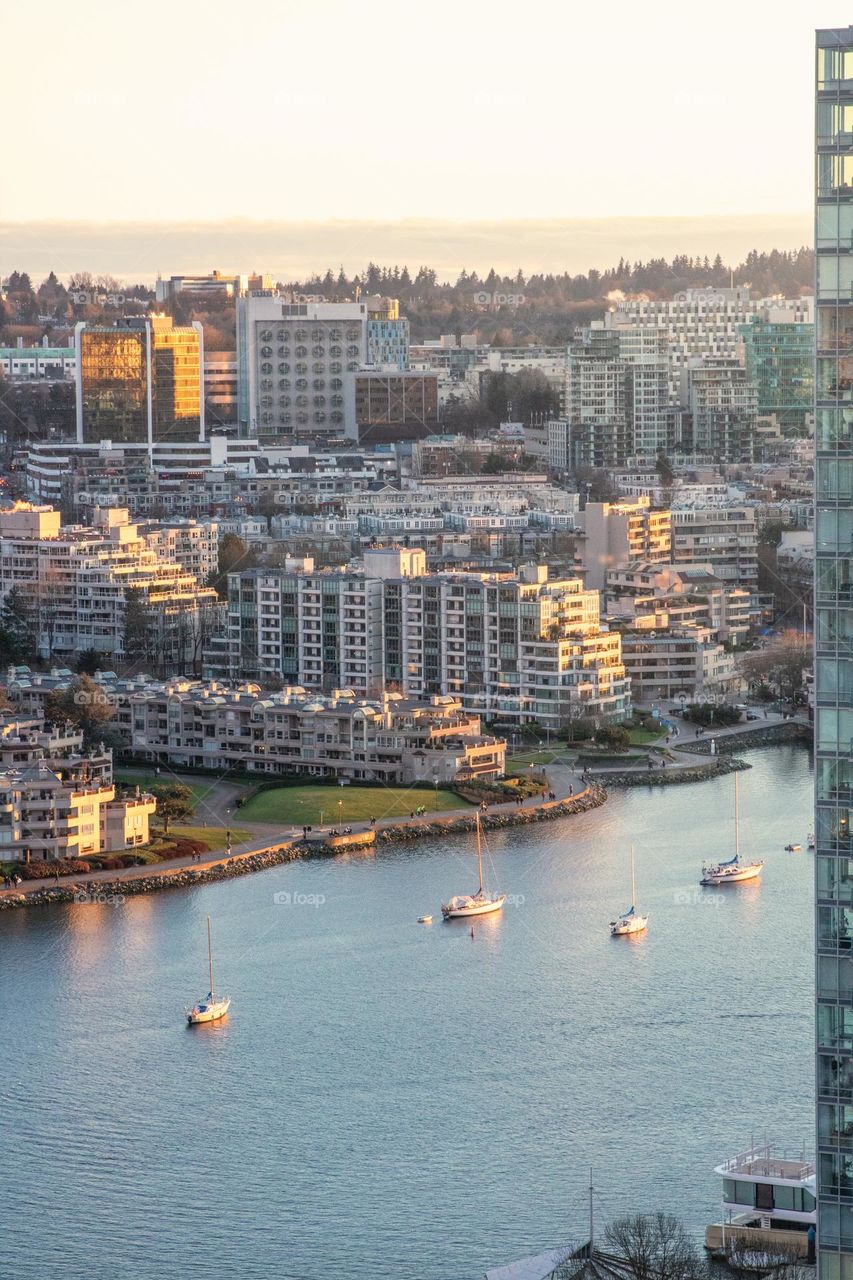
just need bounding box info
[700,864,763,886]
[611,915,648,936]
[442,894,506,919]
[187,997,231,1025]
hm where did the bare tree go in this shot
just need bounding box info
[604,1213,707,1280]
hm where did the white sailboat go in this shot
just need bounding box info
[186,916,231,1025]
[700,774,763,886]
[610,844,648,936]
[441,814,506,919]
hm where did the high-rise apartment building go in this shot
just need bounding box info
[671,506,759,593]
[206,553,630,728]
[577,497,672,590]
[75,316,204,446]
[0,504,222,671]
[680,358,758,462]
[604,289,812,398]
[815,27,853,1278]
[236,295,367,439]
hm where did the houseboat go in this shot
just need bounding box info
[705,1143,815,1259]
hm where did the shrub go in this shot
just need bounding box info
[595,725,631,751]
[684,703,742,727]
[17,858,92,880]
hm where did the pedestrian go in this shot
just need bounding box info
[410,811,414,820]
[568,785,573,796]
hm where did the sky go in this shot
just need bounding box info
[1,0,850,278]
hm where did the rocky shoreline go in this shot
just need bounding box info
[0,784,607,911]
[602,757,749,787]
[675,720,810,755]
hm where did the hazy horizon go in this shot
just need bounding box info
[0,213,812,288]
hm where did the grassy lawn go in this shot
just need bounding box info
[627,726,667,746]
[507,748,571,769]
[114,769,216,809]
[238,784,469,826]
[147,825,251,855]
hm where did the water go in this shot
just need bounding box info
[0,746,814,1280]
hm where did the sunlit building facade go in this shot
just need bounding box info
[815,26,853,1280]
[75,316,204,446]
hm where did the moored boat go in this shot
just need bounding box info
[442,815,506,919]
[187,916,231,1025]
[701,774,763,886]
[610,845,648,936]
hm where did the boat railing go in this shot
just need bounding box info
[719,1144,815,1181]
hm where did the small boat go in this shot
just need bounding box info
[610,844,648,936]
[441,815,506,919]
[784,843,802,852]
[808,832,816,850]
[186,916,231,1025]
[417,914,433,924]
[701,774,763,886]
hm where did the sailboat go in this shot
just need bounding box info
[610,844,648,936]
[700,774,763,885]
[441,814,506,919]
[186,916,231,1025]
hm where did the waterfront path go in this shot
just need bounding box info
[0,767,592,901]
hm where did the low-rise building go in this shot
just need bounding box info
[10,673,505,785]
[0,711,155,863]
[605,562,751,644]
[671,505,759,592]
[619,625,742,703]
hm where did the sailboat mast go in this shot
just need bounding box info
[631,844,636,908]
[207,916,214,997]
[476,814,483,895]
[735,773,740,859]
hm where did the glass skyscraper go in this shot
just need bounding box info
[75,316,204,445]
[816,26,853,1280]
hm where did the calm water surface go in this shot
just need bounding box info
[0,746,814,1280]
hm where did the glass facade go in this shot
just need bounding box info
[740,317,814,433]
[78,318,203,444]
[150,319,203,441]
[79,326,148,443]
[817,27,853,1279]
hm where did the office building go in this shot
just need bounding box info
[75,316,204,446]
[236,295,367,439]
[815,26,853,1277]
[354,369,439,442]
[740,310,815,435]
[365,296,410,369]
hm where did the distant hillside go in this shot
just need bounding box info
[284,249,814,344]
